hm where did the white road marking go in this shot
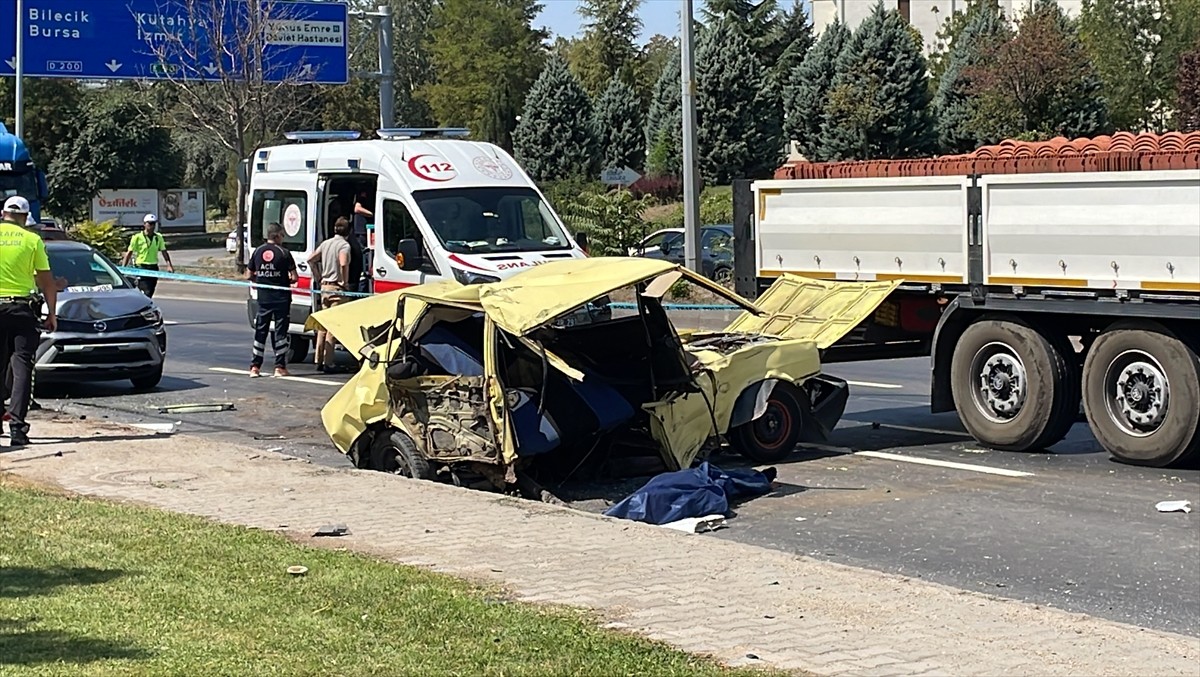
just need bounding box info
[800,443,1031,477]
[853,450,1033,477]
[845,380,904,389]
[163,320,179,326]
[208,366,341,387]
[842,419,974,438]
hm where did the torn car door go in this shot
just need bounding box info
[723,275,901,349]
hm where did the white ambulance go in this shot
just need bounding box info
[242,129,594,363]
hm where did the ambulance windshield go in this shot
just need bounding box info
[412,187,573,254]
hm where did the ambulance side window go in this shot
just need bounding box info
[251,190,307,253]
[382,199,439,275]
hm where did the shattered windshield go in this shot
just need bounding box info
[412,187,572,254]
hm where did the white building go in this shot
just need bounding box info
[810,0,1083,54]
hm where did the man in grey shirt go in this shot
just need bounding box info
[307,218,352,372]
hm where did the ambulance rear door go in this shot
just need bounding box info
[247,177,316,321]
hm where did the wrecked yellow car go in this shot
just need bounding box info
[308,257,896,496]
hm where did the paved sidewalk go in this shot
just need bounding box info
[3,416,1197,676]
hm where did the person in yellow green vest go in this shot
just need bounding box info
[121,213,174,298]
[0,196,57,448]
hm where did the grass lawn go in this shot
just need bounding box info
[0,478,770,676]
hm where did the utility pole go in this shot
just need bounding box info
[15,0,24,137]
[680,0,701,274]
[376,4,395,129]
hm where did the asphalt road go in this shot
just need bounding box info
[30,289,1200,639]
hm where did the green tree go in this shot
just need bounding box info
[513,56,598,183]
[593,79,646,172]
[637,34,679,101]
[771,0,815,92]
[933,0,1010,154]
[782,19,849,160]
[479,79,521,152]
[572,0,644,97]
[644,49,682,177]
[389,0,437,126]
[558,187,653,256]
[422,0,547,133]
[696,18,784,183]
[967,0,1109,141]
[820,2,935,161]
[0,78,85,171]
[47,87,182,223]
[1178,42,1200,132]
[702,0,780,54]
[1080,0,1200,132]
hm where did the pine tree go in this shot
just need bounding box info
[819,1,936,161]
[782,19,849,160]
[572,0,644,97]
[512,55,598,183]
[933,0,1010,154]
[644,49,682,177]
[480,78,519,152]
[593,79,646,172]
[771,0,815,93]
[696,18,784,183]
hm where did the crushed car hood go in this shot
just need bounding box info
[478,257,760,336]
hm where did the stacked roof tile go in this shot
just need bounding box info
[774,131,1200,180]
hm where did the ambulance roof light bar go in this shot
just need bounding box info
[377,127,471,140]
[283,130,363,143]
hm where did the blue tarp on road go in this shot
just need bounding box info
[603,462,777,525]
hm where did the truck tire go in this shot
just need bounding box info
[287,335,310,364]
[950,319,1079,452]
[369,429,437,481]
[730,382,804,463]
[1081,325,1200,467]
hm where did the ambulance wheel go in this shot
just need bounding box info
[731,382,803,463]
[287,335,310,364]
[370,430,436,481]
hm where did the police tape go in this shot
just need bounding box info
[114,266,742,311]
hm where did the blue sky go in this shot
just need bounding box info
[535,0,813,43]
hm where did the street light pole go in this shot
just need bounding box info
[680,0,701,274]
[377,4,395,129]
[15,0,24,138]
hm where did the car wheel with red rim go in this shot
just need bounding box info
[731,382,804,463]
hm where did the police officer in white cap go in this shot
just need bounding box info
[0,196,57,447]
[121,213,174,298]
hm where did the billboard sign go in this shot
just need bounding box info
[92,188,206,229]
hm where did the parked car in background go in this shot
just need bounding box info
[630,225,734,284]
[36,240,167,391]
[33,220,70,240]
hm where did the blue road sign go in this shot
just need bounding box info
[0,0,348,84]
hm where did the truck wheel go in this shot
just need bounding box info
[951,319,1079,451]
[369,429,437,481]
[731,382,804,463]
[287,335,310,364]
[1082,325,1200,467]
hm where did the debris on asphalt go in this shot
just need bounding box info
[313,524,350,537]
[156,402,235,414]
[130,422,178,434]
[254,434,286,440]
[266,447,284,453]
[286,565,308,576]
[795,516,808,522]
[604,462,777,526]
[660,514,727,534]
[1155,500,1192,513]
